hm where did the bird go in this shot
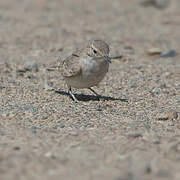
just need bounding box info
[56,40,111,101]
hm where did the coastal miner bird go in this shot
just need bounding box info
[52,40,111,101]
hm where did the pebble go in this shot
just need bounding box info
[69,131,79,136]
[161,50,177,58]
[17,62,43,73]
[45,151,53,158]
[130,82,137,88]
[166,110,178,120]
[127,132,143,139]
[31,126,39,134]
[13,146,20,151]
[154,0,170,8]
[147,47,162,56]
[142,0,170,9]
[157,110,178,121]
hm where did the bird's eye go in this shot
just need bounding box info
[93,49,97,54]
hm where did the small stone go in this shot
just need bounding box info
[0,85,5,90]
[127,132,142,139]
[161,50,177,58]
[31,126,39,134]
[145,165,152,174]
[157,112,169,121]
[96,108,102,111]
[141,0,170,9]
[124,45,134,50]
[69,131,78,136]
[17,62,43,73]
[16,68,27,73]
[59,124,65,128]
[157,110,178,121]
[166,110,178,120]
[1,111,15,118]
[168,120,174,126]
[27,74,36,79]
[130,82,137,88]
[13,146,20,151]
[153,140,161,144]
[147,47,162,56]
[154,0,170,9]
[45,151,53,158]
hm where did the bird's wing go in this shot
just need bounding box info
[59,49,82,77]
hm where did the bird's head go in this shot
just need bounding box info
[86,40,111,63]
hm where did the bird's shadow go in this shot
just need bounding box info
[54,89,128,102]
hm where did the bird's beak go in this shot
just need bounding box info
[104,55,111,63]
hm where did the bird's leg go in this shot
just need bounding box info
[88,87,101,99]
[68,87,78,102]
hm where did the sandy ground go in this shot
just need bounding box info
[0,0,180,179]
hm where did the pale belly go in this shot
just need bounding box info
[64,58,109,88]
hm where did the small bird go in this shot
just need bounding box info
[57,40,111,101]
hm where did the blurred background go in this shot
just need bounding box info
[0,0,179,63]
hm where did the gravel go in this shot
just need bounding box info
[0,0,180,180]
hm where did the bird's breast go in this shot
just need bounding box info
[81,57,108,77]
[64,57,109,89]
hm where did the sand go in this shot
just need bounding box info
[0,0,180,179]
